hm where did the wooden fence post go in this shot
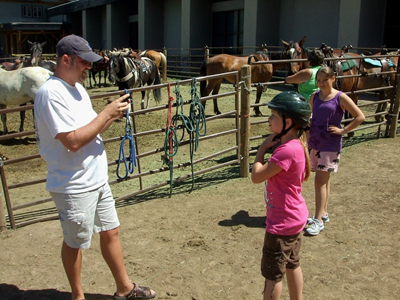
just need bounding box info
[0,157,6,231]
[204,46,209,63]
[389,77,400,138]
[240,64,251,177]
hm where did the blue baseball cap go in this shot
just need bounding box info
[56,34,102,62]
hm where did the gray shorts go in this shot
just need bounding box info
[50,183,120,249]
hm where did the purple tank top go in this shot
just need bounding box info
[308,90,344,152]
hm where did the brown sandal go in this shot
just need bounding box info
[113,283,156,300]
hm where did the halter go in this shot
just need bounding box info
[116,89,137,180]
[112,57,139,83]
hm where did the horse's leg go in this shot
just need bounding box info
[254,86,264,117]
[19,104,26,132]
[146,90,150,109]
[0,104,8,135]
[140,90,146,109]
[98,72,101,88]
[211,81,223,115]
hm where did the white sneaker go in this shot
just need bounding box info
[307,213,329,225]
[305,218,324,236]
[322,213,330,223]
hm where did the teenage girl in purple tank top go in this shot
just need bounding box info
[305,66,365,236]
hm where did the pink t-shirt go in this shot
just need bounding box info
[264,139,309,235]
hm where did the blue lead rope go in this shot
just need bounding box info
[116,90,137,180]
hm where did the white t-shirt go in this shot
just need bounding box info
[34,76,108,194]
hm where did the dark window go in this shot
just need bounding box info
[212,10,243,54]
[22,5,32,18]
[33,6,43,18]
[22,5,43,18]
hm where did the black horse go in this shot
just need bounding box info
[108,55,162,109]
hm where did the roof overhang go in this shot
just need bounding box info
[0,22,63,31]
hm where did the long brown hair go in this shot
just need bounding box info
[297,128,311,181]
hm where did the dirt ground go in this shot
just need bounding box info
[1,81,400,300]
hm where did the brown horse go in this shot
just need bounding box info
[320,44,398,122]
[200,37,307,116]
[139,50,167,69]
[89,50,109,88]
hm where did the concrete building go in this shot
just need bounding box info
[0,0,71,55]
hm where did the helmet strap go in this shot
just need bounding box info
[273,114,295,141]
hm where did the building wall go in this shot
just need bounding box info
[0,2,48,23]
[42,0,391,52]
[255,0,280,47]
[189,0,212,49]
[358,0,386,48]
[164,0,181,49]
[279,0,340,48]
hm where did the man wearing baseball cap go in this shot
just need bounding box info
[34,34,157,300]
[56,34,103,62]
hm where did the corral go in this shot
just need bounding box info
[1,48,400,300]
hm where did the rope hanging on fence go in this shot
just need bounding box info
[189,77,207,151]
[116,90,137,180]
[163,79,207,195]
[163,83,178,197]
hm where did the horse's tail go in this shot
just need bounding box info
[159,52,167,71]
[200,60,208,96]
[153,65,162,104]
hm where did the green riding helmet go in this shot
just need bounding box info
[265,92,311,128]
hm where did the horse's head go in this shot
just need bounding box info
[28,41,46,66]
[282,36,307,75]
[108,56,120,84]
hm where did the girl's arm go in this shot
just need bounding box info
[329,93,365,135]
[285,68,312,84]
[309,92,315,113]
[251,134,282,183]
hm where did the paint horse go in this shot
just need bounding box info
[200,37,308,116]
[108,55,162,109]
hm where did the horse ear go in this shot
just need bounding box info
[41,41,47,47]
[281,39,288,47]
[299,36,307,47]
[28,40,33,45]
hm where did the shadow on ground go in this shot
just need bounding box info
[0,283,111,300]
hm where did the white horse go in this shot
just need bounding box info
[0,66,52,134]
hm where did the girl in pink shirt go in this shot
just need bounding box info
[252,92,311,300]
